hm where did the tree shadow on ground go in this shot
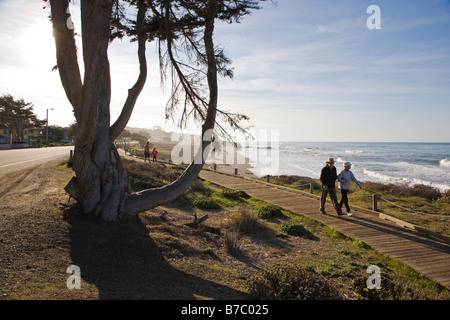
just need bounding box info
[64,205,248,300]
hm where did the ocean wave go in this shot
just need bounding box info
[440,158,450,167]
[363,169,450,191]
[284,162,319,176]
[363,169,407,184]
[345,150,364,154]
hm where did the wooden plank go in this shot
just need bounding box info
[401,256,450,267]
[404,262,450,273]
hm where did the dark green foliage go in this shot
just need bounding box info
[351,274,426,300]
[280,223,306,235]
[363,182,441,201]
[248,264,342,300]
[192,198,220,210]
[257,204,283,219]
[220,189,250,200]
[221,188,242,199]
[280,223,317,240]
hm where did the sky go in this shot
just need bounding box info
[0,0,449,142]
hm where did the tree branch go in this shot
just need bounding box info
[50,0,83,122]
[119,0,220,219]
[110,0,148,142]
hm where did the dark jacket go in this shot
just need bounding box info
[320,165,337,188]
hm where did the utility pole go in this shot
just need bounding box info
[46,108,54,145]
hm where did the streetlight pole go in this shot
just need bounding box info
[46,108,54,145]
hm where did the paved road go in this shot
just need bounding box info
[0,146,73,177]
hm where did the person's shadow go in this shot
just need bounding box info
[64,205,248,300]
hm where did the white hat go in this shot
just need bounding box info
[344,162,352,167]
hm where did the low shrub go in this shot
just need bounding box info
[281,223,306,235]
[280,223,317,240]
[225,207,259,233]
[268,175,315,187]
[363,182,441,201]
[351,273,426,300]
[189,179,208,193]
[221,189,241,199]
[257,205,283,219]
[192,198,220,210]
[237,190,251,199]
[221,189,250,200]
[248,264,342,300]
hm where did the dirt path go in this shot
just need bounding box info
[0,160,76,299]
[0,162,251,299]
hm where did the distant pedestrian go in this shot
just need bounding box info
[152,147,158,162]
[337,162,362,216]
[319,158,343,216]
[144,142,150,162]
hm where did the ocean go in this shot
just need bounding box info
[246,142,450,192]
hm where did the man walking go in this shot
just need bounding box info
[319,158,343,216]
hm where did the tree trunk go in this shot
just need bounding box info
[52,0,220,221]
[60,0,127,221]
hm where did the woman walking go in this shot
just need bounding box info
[337,162,362,216]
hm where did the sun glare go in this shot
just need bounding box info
[18,19,56,67]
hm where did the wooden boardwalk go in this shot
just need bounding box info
[198,169,450,290]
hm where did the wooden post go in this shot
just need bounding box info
[372,193,378,211]
[310,183,314,194]
[213,163,216,171]
[267,175,270,183]
[234,168,238,175]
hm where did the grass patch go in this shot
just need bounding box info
[353,240,371,250]
[257,204,284,219]
[248,264,343,300]
[192,198,221,210]
[323,227,347,240]
[280,223,317,240]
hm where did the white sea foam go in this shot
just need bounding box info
[363,168,450,191]
[345,150,364,154]
[285,162,319,176]
[363,169,407,184]
[440,158,450,167]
